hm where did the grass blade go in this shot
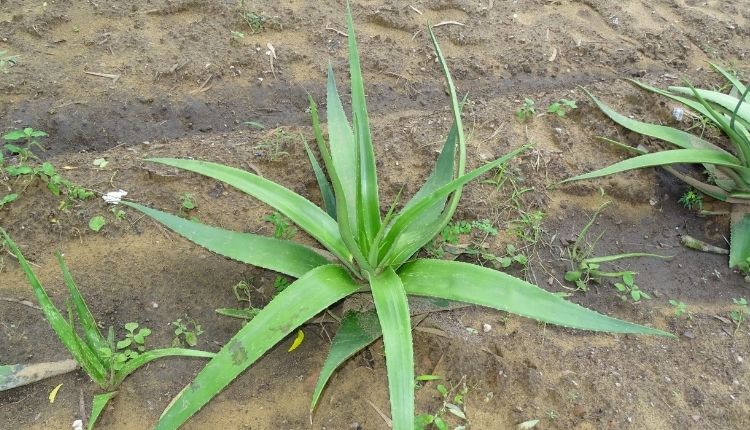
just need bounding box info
[369,267,414,430]
[145,158,352,265]
[88,392,118,430]
[310,310,381,412]
[346,3,381,242]
[122,202,331,278]
[155,265,359,429]
[304,139,336,219]
[563,149,748,183]
[56,252,107,354]
[1,230,108,384]
[399,259,673,336]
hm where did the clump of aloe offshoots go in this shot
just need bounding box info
[122,5,671,430]
[0,230,215,429]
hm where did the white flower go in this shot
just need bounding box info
[103,189,128,204]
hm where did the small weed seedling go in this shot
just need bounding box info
[238,1,281,33]
[216,280,262,321]
[730,298,748,334]
[0,193,18,209]
[253,128,301,161]
[669,300,690,318]
[89,215,106,232]
[415,376,469,430]
[0,50,19,73]
[547,99,577,117]
[2,129,93,210]
[111,206,126,221]
[678,189,703,211]
[180,193,197,211]
[172,318,204,347]
[0,230,215,429]
[515,98,536,122]
[264,211,297,239]
[564,201,671,301]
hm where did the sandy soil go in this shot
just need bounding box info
[1,0,749,429]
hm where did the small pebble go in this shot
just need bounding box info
[483,323,492,333]
[682,331,695,339]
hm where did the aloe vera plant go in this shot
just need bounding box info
[566,64,750,269]
[0,229,215,429]
[122,7,670,430]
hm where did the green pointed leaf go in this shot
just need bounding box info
[88,392,118,430]
[303,140,336,219]
[155,265,359,429]
[669,86,750,123]
[326,64,358,229]
[564,149,748,183]
[369,267,414,430]
[381,145,531,267]
[0,230,108,385]
[730,205,750,269]
[399,259,673,336]
[56,252,107,354]
[112,348,215,387]
[582,87,726,153]
[144,158,352,265]
[310,310,381,411]
[346,3,381,242]
[710,63,747,96]
[121,202,330,278]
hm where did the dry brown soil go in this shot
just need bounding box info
[1,0,749,429]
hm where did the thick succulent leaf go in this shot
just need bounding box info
[113,348,216,387]
[0,360,78,391]
[369,267,414,430]
[56,252,107,353]
[155,265,359,430]
[399,259,673,336]
[141,159,352,265]
[669,86,750,123]
[303,140,337,219]
[326,64,358,232]
[1,230,108,384]
[121,202,330,279]
[88,392,118,430]
[730,205,750,268]
[582,87,726,153]
[346,3,381,242]
[380,145,531,267]
[583,253,672,264]
[310,310,381,412]
[563,149,748,183]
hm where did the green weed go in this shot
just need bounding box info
[515,98,536,122]
[547,99,577,117]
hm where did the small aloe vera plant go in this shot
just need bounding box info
[565,64,750,269]
[0,230,216,429]
[122,7,671,430]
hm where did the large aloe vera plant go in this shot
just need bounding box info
[122,7,670,429]
[566,64,750,269]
